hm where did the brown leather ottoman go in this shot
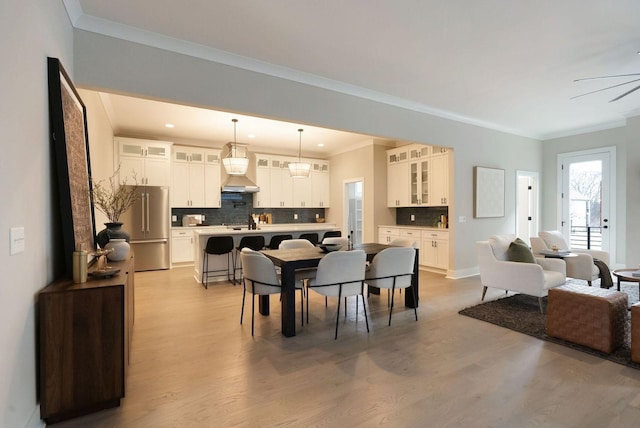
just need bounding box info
[632,303,640,363]
[546,284,627,354]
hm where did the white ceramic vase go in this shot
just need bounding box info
[105,239,130,261]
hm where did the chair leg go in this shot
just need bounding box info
[481,286,488,301]
[344,297,348,318]
[588,280,592,287]
[306,285,310,325]
[325,296,328,307]
[300,287,304,327]
[411,285,418,321]
[240,286,246,325]
[387,289,390,307]
[202,252,208,289]
[538,297,544,314]
[361,294,369,333]
[335,290,342,340]
[388,285,396,326]
[251,292,255,336]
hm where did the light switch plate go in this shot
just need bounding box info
[10,227,25,255]
[294,213,298,220]
[410,214,415,221]
[459,216,467,223]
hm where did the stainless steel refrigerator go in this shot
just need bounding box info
[120,185,170,271]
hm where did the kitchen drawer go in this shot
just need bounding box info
[172,229,194,238]
[400,229,421,239]
[421,230,449,241]
[379,227,399,236]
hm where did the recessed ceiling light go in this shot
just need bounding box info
[317,143,325,147]
[248,134,256,139]
[165,123,175,128]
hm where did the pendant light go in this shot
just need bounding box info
[222,118,249,176]
[289,128,311,178]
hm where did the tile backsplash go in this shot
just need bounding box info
[396,206,449,228]
[171,193,325,227]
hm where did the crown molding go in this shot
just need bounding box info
[540,119,627,141]
[62,0,83,25]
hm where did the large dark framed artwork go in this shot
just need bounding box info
[47,57,97,277]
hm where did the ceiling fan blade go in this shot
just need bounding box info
[571,78,640,100]
[575,73,640,82]
[609,83,640,102]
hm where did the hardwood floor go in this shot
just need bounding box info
[54,267,640,427]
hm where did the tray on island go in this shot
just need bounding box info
[89,267,121,278]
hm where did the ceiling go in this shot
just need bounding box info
[67,0,640,145]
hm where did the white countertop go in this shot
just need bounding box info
[180,223,338,236]
[378,225,449,231]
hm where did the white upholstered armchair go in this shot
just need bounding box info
[476,235,566,313]
[531,230,609,285]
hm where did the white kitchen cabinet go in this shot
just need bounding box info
[378,226,400,244]
[116,137,172,186]
[310,161,330,207]
[204,149,221,208]
[254,154,330,208]
[421,230,449,270]
[409,157,430,206]
[387,144,451,207]
[387,147,410,207]
[171,146,205,208]
[399,228,421,248]
[171,229,195,264]
[253,154,271,208]
[430,151,449,206]
[269,156,294,207]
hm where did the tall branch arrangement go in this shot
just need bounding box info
[91,166,139,223]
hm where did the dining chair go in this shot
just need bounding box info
[233,235,265,285]
[321,230,342,241]
[365,247,417,325]
[267,234,292,250]
[278,239,316,326]
[389,237,418,248]
[201,236,235,289]
[299,232,319,245]
[239,248,282,336]
[322,237,349,250]
[307,250,368,339]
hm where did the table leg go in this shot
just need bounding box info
[617,277,621,292]
[405,248,419,308]
[280,263,296,337]
[258,296,270,316]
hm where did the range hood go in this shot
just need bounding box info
[222,175,259,193]
[221,142,260,193]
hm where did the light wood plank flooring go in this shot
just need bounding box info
[54,267,640,427]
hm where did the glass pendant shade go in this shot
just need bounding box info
[222,156,249,175]
[289,161,311,178]
[223,118,249,176]
[289,128,311,178]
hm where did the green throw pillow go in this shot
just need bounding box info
[507,238,536,263]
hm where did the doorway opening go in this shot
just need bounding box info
[557,147,615,259]
[516,170,539,245]
[344,179,363,245]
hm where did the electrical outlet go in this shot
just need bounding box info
[294,213,298,220]
[315,213,320,219]
[10,227,25,255]
[410,214,415,221]
[172,215,177,222]
[459,216,467,223]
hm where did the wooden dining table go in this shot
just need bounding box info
[261,243,419,337]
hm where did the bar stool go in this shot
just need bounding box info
[234,235,265,284]
[321,230,341,241]
[299,232,319,245]
[267,234,292,250]
[201,236,235,289]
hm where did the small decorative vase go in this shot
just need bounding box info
[105,239,130,261]
[96,222,130,249]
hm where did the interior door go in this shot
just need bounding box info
[516,171,539,245]
[558,147,615,259]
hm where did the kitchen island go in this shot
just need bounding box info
[193,224,339,283]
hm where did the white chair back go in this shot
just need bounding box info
[312,250,366,297]
[240,248,281,295]
[279,239,315,249]
[365,247,415,289]
[322,237,349,250]
[539,231,569,251]
[389,238,418,248]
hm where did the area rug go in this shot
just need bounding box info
[459,283,640,370]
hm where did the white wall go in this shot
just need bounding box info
[78,89,115,227]
[0,0,73,426]
[73,29,543,278]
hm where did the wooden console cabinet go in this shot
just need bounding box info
[39,257,135,424]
